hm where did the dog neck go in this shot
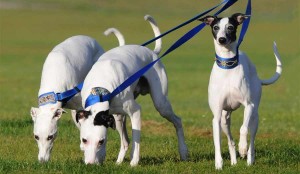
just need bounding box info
[88,102,109,115]
[214,40,238,58]
[214,40,239,69]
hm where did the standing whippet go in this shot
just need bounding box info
[199,13,282,169]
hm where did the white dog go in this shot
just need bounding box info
[30,30,125,162]
[199,13,282,169]
[75,15,188,166]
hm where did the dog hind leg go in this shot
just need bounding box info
[146,64,188,160]
[221,110,237,165]
[151,93,188,161]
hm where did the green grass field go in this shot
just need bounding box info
[0,0,299,173]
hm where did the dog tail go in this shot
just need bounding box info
[144,14,162,55]
[104,28,125,46]
[261,42,282,85]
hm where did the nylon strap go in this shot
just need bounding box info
[84,0,239,108]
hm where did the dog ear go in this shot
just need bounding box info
[30,107,40,121]
[107,115,116,130]
[94,111,116,129]
[53,108,66,120]
[232,13,250,25]
[198,16,217,26]
[76,110,91,123]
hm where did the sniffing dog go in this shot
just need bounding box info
[75,15,188,166]
[199,13,282,169]
[30,30,125,162]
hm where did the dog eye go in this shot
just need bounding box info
[213,26,219,31]
[82,138,87,144]
[98,139,105,146]
[228,26,234,31]
[47,135,54,141]
[34,135,39,140]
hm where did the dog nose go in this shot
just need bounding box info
[218,37,227,44]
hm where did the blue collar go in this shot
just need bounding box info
[215,53,239,69]
[38,83,83,107]
[85,87,111,108]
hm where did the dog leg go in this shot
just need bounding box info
[247,109,258,165]
[212,109,223,170]
[152,95,188,161]
[221,110,237,165]
[239,103,254,158]
[114,114,130,164]
[126,101,141,167]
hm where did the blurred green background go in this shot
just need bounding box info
[0,0,299,173]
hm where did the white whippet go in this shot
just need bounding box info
[30,30,125,162]
[75,15,188,166]
[199,13,282,169]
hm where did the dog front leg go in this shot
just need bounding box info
[128,102,141,167]
[247,109,258,165]
[212,111,223,170]
[114,114,129,164]
[221,110,237,165]
[239,103,254,159]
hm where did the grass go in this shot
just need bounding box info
[0,0,299,173]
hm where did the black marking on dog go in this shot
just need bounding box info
[76,110,91,123]
[94,110,116,129]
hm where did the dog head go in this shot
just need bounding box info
[199,13,249,46]
[75,102,115,164]
[30,106,66,162]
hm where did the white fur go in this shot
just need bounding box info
[206,16,282,169]
[78,15,188,166]
[30,31,125,162]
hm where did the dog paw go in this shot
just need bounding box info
[116,159,123,165]
[239,148,247,158]
[247,152,255,166]
[116,150,127,164]
[179,146,189,161]
[231,158,237,165]
[238,143,247,158]
[130,159,139,167]
[215,159,223,170]
[228,144,237,165]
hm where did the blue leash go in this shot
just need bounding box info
[141,0,231,47]
[84,0,240,108]
[38,0,230,106]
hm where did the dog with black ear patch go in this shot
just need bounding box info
[198,13,282,169]
[77,15,188,166]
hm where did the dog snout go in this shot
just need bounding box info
[218,37,227,45]
[38,154,50,163]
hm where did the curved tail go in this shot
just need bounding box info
[144,14,162,55]
[104,28,125,46]
[261,42,283,85]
